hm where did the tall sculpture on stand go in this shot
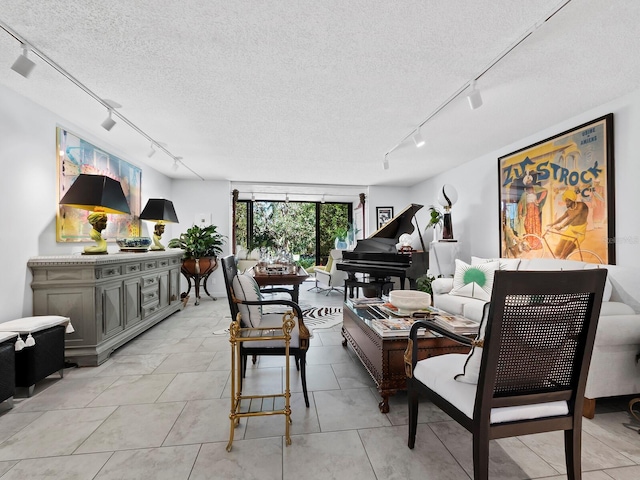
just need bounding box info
[437,184,458,240]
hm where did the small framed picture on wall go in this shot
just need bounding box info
[376,206,394,230]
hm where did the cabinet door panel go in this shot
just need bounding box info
[124,278,142,327]
[159,271,170,308]
[100,283,124,339]
[170,268,180,304]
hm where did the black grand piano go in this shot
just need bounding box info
[337,203,428,299]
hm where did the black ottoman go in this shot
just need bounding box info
[0,340,15,408]
[15,325,65,397]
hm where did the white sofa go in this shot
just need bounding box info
[432,257,640,417]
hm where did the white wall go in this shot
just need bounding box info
[367,185,411,236]
[169,180,232,299]
[0,85,172,322]
[3,80,640,322]
[409,88,640,267]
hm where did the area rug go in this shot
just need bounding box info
[213,307,342,335]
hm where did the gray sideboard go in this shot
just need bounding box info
[28,250,184,366]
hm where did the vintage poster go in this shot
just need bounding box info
[498,114,614,264]
[56,127,142,242]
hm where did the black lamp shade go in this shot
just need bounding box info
[59,174,130,214]
[140,198,179,223]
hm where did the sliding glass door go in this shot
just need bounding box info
[235,200,351,268]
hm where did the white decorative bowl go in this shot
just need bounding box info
[116,237,152,252]
[389,290,431,313]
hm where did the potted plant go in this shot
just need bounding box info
[334,226,349,249]
[416,274,436,298]
[427,206,443,242]
[168,224,226,276]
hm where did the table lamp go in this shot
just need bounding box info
[139,198,179,250]
[437,184,458,240]
[59,174,130,254]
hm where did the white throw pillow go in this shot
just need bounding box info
[455,303,490,384]
[471,256,521,271]
[450,259,499,301]
[232,274,263,327]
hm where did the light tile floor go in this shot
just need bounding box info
[1,281,639,479]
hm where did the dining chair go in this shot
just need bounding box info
[221,255,310,407]
[405,269,607,480]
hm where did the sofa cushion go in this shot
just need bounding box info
[600,302,635,316]
[462,301,488,323]
[471,256,521,271]
[595,314,640,345]
[232,274,263,327]
[434,293,466,317]
[583,264,612,301]
[450,259,499,302]
[432,277,453,295]
[523,258,586,271]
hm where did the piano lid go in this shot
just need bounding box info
[368,203,423,242]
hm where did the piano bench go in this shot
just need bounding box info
[344,279,395,301]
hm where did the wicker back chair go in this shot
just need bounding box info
[221,255,310,407]
[406,269,607,480]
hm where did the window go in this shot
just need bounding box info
[235,200,352,268]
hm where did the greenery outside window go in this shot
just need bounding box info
[235,200,352,269]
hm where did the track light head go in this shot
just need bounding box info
[11,44,36,78]
[147,143,156,158]
[101,110,116,131]
[467,80,483,110]
[413,130,425,148]
[383,156,389,170]
[171,157,181,171]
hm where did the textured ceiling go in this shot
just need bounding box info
[1,0,640,188]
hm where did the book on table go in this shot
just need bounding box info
[431,313,479,335]
[348,297,386,308]
[370,316,417,337]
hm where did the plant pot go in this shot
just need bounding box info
[335,239,348,249]
[182,257,218,276]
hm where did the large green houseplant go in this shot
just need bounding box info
[168,224,225,259]
[168,224,226,276]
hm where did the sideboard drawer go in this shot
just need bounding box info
[100,266,121,278]
[142,300,160,318]
[141,275,158,288]
[143,260,158,271]
[124,263,142,274]
[141,288,158,304]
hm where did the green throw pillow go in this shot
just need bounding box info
[449,259,499,301]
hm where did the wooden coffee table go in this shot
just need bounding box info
[251,266,309,304]
[342,302,470,413]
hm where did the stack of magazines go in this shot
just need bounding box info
[347,297,385,308]
[370,317,421,337]
[432,313,479,335]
